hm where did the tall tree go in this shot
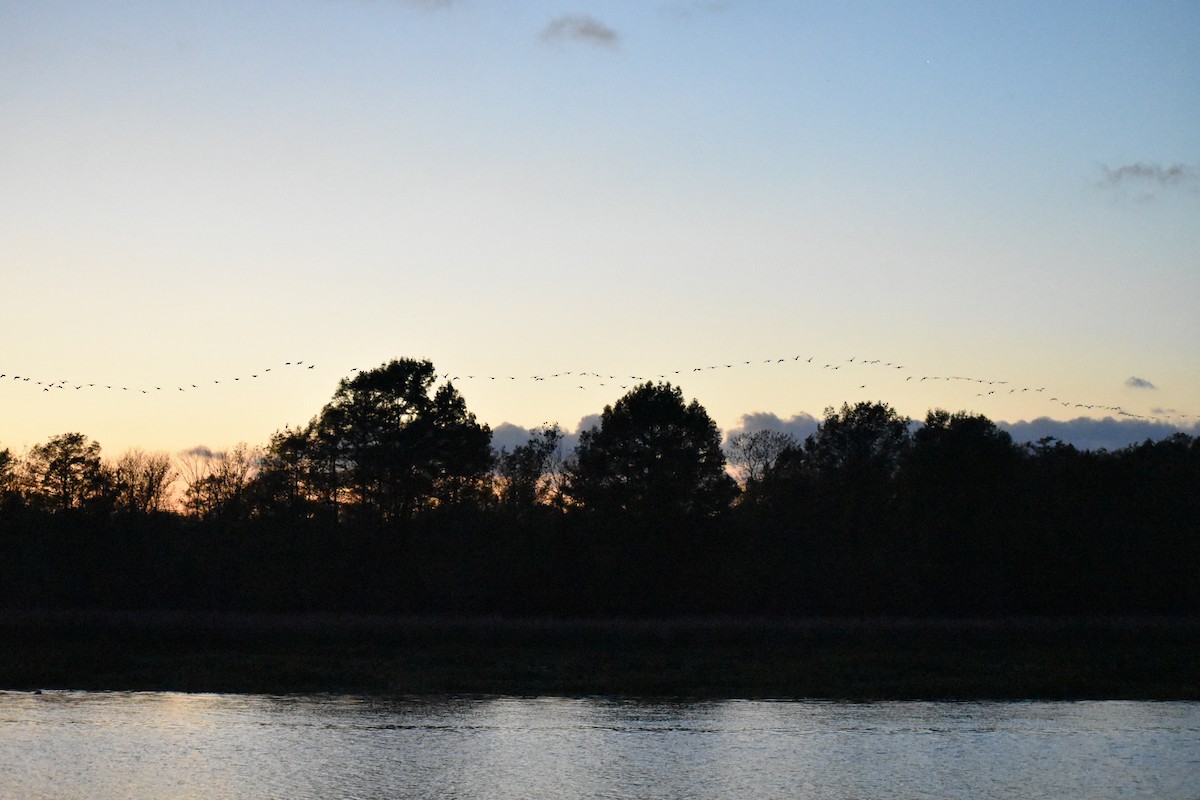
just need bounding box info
[24,432,112,513]
[804,401,912,484]
[112,449,177,515]
[253,426,325,520]
[900,409,1026,611]
[495,423,566,515]
[568,382,737,518]
[0,446,20,512]
[726,429,798,489]
[307,359,493,523]
[793,402,914,611]
[178,443,260,520]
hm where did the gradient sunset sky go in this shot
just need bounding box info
[2,0,1198,457]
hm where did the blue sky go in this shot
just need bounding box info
[2,0,1198,456]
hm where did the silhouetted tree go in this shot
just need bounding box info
[0,446,19,511]
[726,429,797,492]
[111,449,176,515]
[24,433,113,513]
[900,409,1027,612]
[804,401,912,484]
[1106,433,1200,612]
[747,403,913,612]
[179,443,260,520]
[568,382,737,519]
[307,359,493,523]
[495,423,567,516]
[253,427,326,521]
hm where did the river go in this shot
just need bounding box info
[2,692,1197,798]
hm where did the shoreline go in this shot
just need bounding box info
[3,611,1198,700]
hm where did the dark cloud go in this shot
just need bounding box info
[181,445,219,459]
[1125,376,1157,390]
[999,416,1198,452]
[490,415,601,457]
[573,413,602,433]
[725,410,1198,454]
[490,422,535,454]
[1098,162,1199,198]
[540,15,619,47]
[722,411,820,445]
[498,408,1198,463]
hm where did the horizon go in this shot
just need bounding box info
[3,351,1197,457]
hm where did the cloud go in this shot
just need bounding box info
[181,445,219,460]
[1098,162,1199,198]
[573,413,603,432]
[1125,376,1157,390]
[490,422,535,454]
[490,414,601,457]
[999,416,1198,452]
[729,408,1199,454]
[540,15,619,48]
[723,411,820,445]
[493,408,1200,461]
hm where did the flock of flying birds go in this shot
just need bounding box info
[0,354,1193,423]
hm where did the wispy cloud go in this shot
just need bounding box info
[540,15,619,48]
[1125,376,1158,390]
[1098,162,1200,199]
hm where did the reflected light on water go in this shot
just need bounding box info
[1,692,1198,800]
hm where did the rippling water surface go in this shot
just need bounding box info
[2,692,1198,799]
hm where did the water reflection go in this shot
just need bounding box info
[1,692,1198,799]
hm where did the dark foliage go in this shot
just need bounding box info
[568,382,738,520]
[1,375,1197,618]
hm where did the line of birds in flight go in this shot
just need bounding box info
[0,361,316,395]
[1,354,1193,423]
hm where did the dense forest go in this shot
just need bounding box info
[1,358,1197,617]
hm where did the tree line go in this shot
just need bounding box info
[1,358,1197,617]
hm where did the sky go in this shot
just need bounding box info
[2,0,1198,458]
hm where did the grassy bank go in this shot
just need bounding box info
[2,611,1197,699]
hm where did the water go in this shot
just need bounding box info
[1,692,1197,799]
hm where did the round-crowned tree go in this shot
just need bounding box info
[24,432,112,513]
[285,358,493,523]
[568,382,737,519]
